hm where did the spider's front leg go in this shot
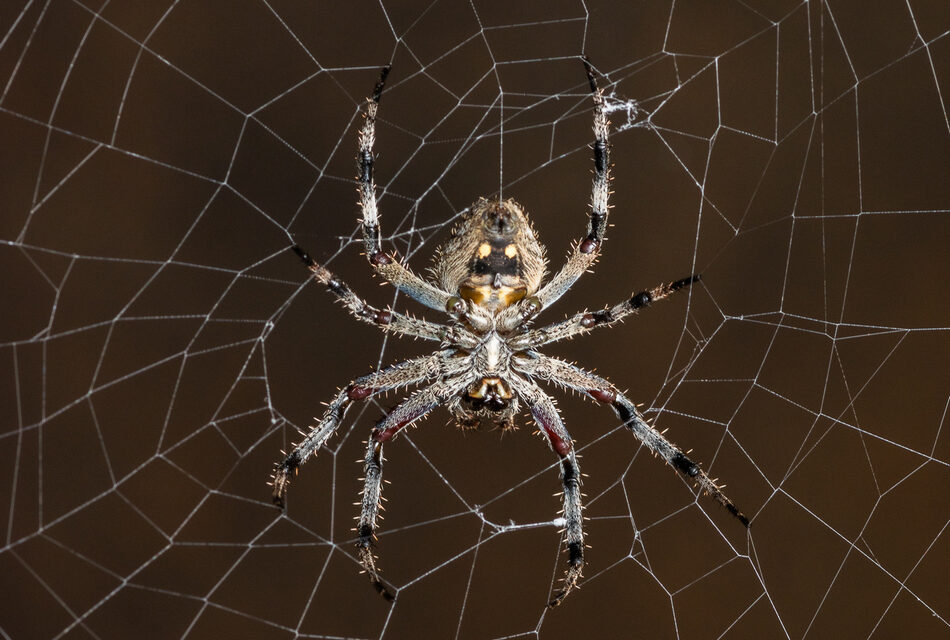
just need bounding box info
[518,58,611,322]
[522,354,749,526]
[508,376,585,607]
[292,245,471,345]
[356,375,474,601]
[509,274,701,351]
[270,352,447,507]
[357,66,456,314]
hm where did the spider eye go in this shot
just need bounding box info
[446,296,467,315]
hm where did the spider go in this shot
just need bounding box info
[272,59,748,608]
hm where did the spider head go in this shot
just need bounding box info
[480,199,516,235]
[433,198,547,314]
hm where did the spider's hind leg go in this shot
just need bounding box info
[357,438,395,601]
[613,397,749,526]
[549,451,583,608]
[271,387,349,508]
[270,352,447,508]
[522,354,749,526]
[508,377,585,607]
[354,376,473,601]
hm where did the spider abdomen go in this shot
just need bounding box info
[462,376,513,411]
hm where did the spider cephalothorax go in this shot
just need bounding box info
[435,197,546,312]
[273,59,748,608]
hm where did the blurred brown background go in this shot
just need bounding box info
[1,1,948,638]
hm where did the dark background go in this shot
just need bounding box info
[1,1,948,638]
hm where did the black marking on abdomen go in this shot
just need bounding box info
[469,238,521,278]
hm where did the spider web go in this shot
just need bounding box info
[1,0,948,638]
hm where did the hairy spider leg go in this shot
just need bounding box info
[292,245,464,343]
[358,438,391,600]
[518,354,749,526]
[508,376,585,607]
[613,394,749,525]
[278,59,747,608]
[515,58,611,324]
[271,352,448,507]
[357,65,457,313]
[509,274,702,351]
[357,376,475,600]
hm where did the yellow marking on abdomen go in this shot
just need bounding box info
[459,284,527,308]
